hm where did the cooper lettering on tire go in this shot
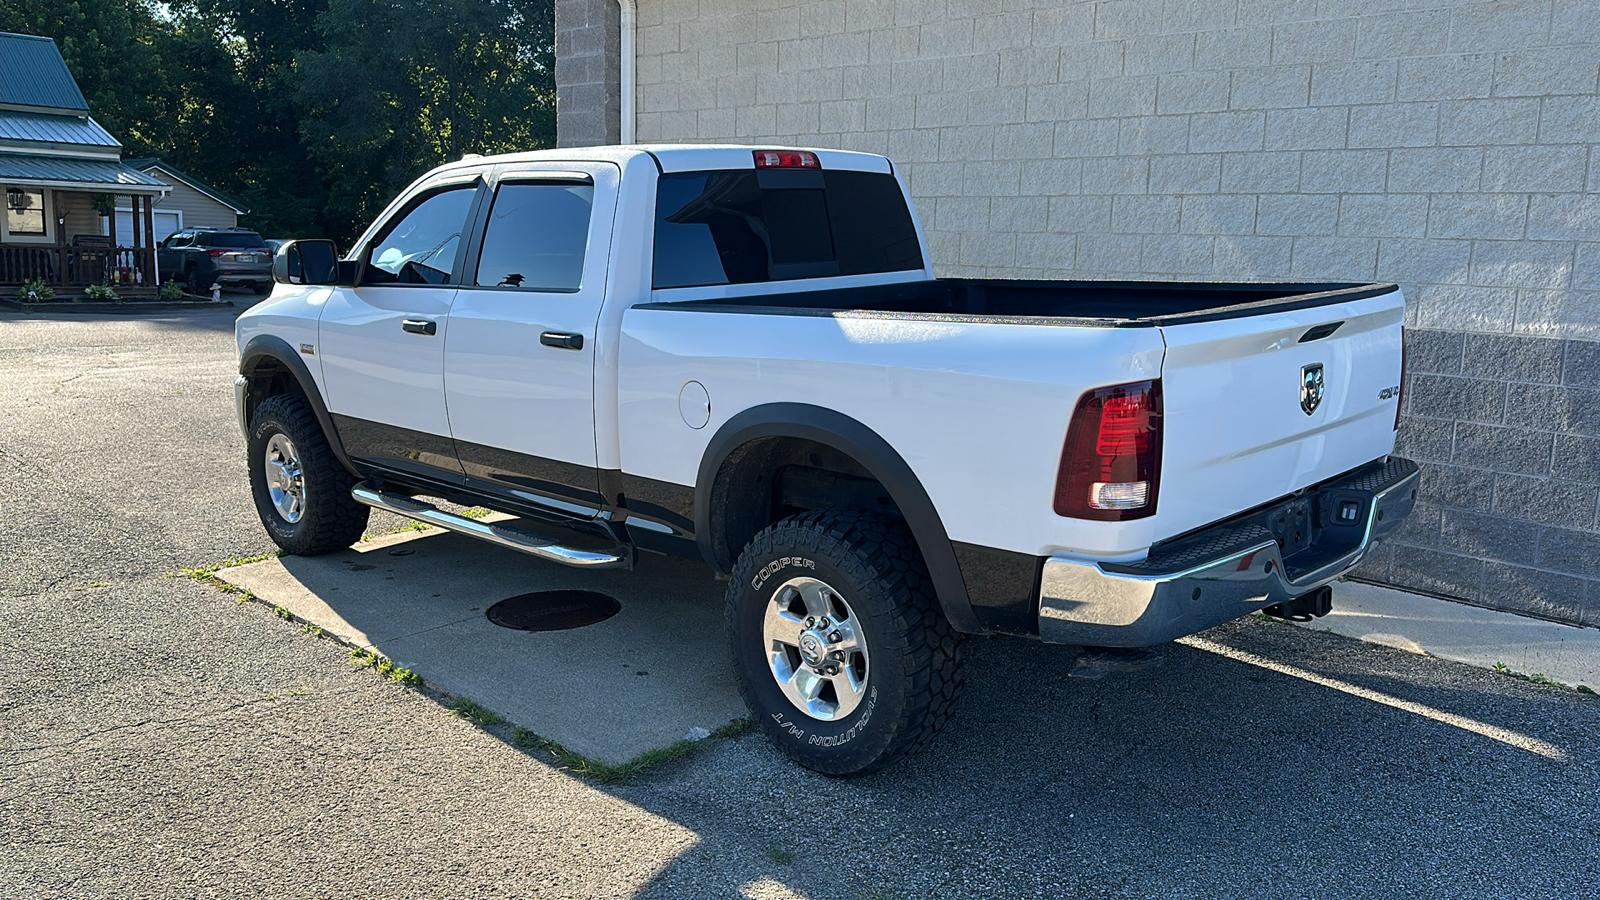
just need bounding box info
[247,394,369,556]
[726,508,965,775]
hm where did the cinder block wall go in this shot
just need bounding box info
[596,0,1600,625]
[557,0,621,146]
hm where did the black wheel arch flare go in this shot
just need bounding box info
[694,402,983,634]
[238,334,358,476]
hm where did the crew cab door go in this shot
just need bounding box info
[442,162,618,512]
[317,176,484,477]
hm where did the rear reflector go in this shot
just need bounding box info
[1055,380,1162,521]
[753,150,820,169]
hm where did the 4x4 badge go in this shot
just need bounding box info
[1301,363,1325,415]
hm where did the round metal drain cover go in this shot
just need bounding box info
[486,590,620,631]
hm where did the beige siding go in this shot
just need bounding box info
[146,169,238,231]
[55,191,100,240]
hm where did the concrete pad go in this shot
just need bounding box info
[1301,580,1600,690]
[217,527,747,764]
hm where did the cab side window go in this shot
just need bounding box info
[364,186,478,285]
[473,181,593,292]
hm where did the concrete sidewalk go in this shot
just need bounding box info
[1301,580,1600,692]
[217,527,747,765]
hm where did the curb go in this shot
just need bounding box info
[1300,580,1600,692]
[0,297,234,313]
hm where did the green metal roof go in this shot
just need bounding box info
[0,33,89,113]
[0,154,167,192]
[0,110,118,149]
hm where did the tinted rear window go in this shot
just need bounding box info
[652,168,923,289]
[208,233,267,248]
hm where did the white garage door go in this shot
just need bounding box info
[106,209,182,245]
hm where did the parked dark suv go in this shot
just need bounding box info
[158,228,274,295]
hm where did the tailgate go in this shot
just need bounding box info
[1155,287,1404,539]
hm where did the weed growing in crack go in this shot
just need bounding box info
[1493,661,1584,692]
[349,647,420,684]
[447,696,503,727]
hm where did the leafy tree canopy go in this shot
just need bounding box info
[0,0,556,243]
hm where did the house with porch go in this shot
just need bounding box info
[0,31,168,295]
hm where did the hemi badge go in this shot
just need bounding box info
[299,343,316,355]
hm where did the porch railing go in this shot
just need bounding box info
[1,244,156,290]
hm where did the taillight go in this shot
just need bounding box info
[208,248,227,257]
[1395,327,1407,431]
[1054,380,1162,520]
[753,149,820,169]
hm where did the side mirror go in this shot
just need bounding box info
[273,239,345,285]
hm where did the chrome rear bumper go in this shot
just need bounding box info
[1038,457,1420,647]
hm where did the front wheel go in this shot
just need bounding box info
[727,509,965,775]
[247,394,369,555]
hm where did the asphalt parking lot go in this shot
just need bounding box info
[3,308,1597,899]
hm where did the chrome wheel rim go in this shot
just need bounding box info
[263,433,305,524]
[763,576,869,720]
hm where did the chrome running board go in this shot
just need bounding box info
[351,483,631,569]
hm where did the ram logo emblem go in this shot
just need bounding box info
[1301,363,1325,415]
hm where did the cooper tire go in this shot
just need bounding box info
[247,393,368,555]
[727,508,965,775]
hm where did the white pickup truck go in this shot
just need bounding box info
[236,145,1418,774]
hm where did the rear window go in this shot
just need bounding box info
[206,233,267,249]
[652,168,923,289]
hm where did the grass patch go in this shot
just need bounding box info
[349,647,422,684]
[1492,661,1589,693]
[170,550,283,580]
[505,717,752,784]
[446,696,504,727]
[361,519,433,541]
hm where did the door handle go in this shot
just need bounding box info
[540,331,584,350]
[402,319,437,336]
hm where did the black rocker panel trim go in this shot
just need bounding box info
[696,403,982,634]
[951,542,1044,637]
[454,438,605,508]
[613,472,701,561]
[616,472,696,531]
[239,335,357,475]
[330,414,465,479]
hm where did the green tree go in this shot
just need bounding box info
[0,0,172,156]
[3,0,557,244]
[296,0,556,241]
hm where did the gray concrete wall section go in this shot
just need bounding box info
[556,0,621,147]
[589,0,1600,626]
[1363,329,1600,626]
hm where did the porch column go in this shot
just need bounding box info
[144,195,157,285]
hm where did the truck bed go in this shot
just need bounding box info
[645,279,1399,326]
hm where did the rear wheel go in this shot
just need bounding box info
[727,509,964,775]
[247,394,368,555]
[184,266,206,296]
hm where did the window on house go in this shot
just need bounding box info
[5,188,46,236]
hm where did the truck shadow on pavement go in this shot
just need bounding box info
[623,618,1599,898]
[230,530,1600,899]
